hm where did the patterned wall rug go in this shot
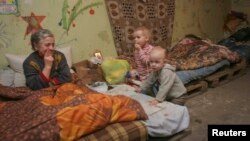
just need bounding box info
[105,0,175,58]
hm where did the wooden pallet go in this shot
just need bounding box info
[166,129,192,141]
[205,59,247,88]
[184,80,208,99]
[147,129,192,141]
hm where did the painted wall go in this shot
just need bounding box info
[1,0,246,69]
[172,0,231,46]
[0,0,117,69]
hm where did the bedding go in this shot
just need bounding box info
[0,83,147,141]
[78,121,147,141]
[218,27,250,62]
[177,60,230,84]
[106,84,190,137]
[0,67,14,87]
[166,38,240,70]
[229,45,250,62]
[117,36,240,73]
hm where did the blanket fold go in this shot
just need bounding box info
[0,83,147,141]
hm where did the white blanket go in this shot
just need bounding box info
[106,84,190,137]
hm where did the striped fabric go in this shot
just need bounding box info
[78,121,148,141]
[134,44,154,80]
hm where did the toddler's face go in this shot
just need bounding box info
[149,56,165,72]
[133,30,149,47]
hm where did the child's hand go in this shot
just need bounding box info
[125,78,134,84]
[149,99,159,106]
[135,87,142,93]
[134,43,141,50]
[130,69,138,79]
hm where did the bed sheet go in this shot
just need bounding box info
[106,84,190,137]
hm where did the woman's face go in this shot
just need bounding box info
[35,36,55,57]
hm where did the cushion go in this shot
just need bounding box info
[5,54,28,73]
[56,46,72,68]
[13,72,26,87]
[0,67,15,87]
[5,54,28,87]
[101,59,130,85]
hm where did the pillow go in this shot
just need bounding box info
[101,59,130,85]
[0,67,15,87]
[5,54,28,87]
[5,54,28,73]
[56,46,73,68]
[13,72,26,87]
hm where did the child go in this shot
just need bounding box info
[133,26,154,81]
[136,46,187,106]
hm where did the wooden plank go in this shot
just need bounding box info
[205,59,247,88]
[184,81,208,99]
[167,129,192,141]
[147,129,192,141]
[205,69,231,87]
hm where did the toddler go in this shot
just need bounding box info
[136,46,187,106]
[133,26,154,80]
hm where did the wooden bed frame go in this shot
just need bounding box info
[205,58,247,88]
[181,58,247,101]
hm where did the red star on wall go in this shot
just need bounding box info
[22,12,46,39]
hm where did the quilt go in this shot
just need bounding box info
[0,83,148,141]
[166,38,240,70]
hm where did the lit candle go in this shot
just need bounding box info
[95,52,102,59]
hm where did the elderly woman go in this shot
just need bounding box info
[23,29,72,90]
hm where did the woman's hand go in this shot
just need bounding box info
[44,49,54,68]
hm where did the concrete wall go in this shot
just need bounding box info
[171,0,231,45]
[231,0,250,22]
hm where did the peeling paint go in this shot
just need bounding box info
[98,30,110,44]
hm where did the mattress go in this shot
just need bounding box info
[78,121,148,141]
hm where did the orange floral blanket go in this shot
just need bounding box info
[0,83,147,141]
